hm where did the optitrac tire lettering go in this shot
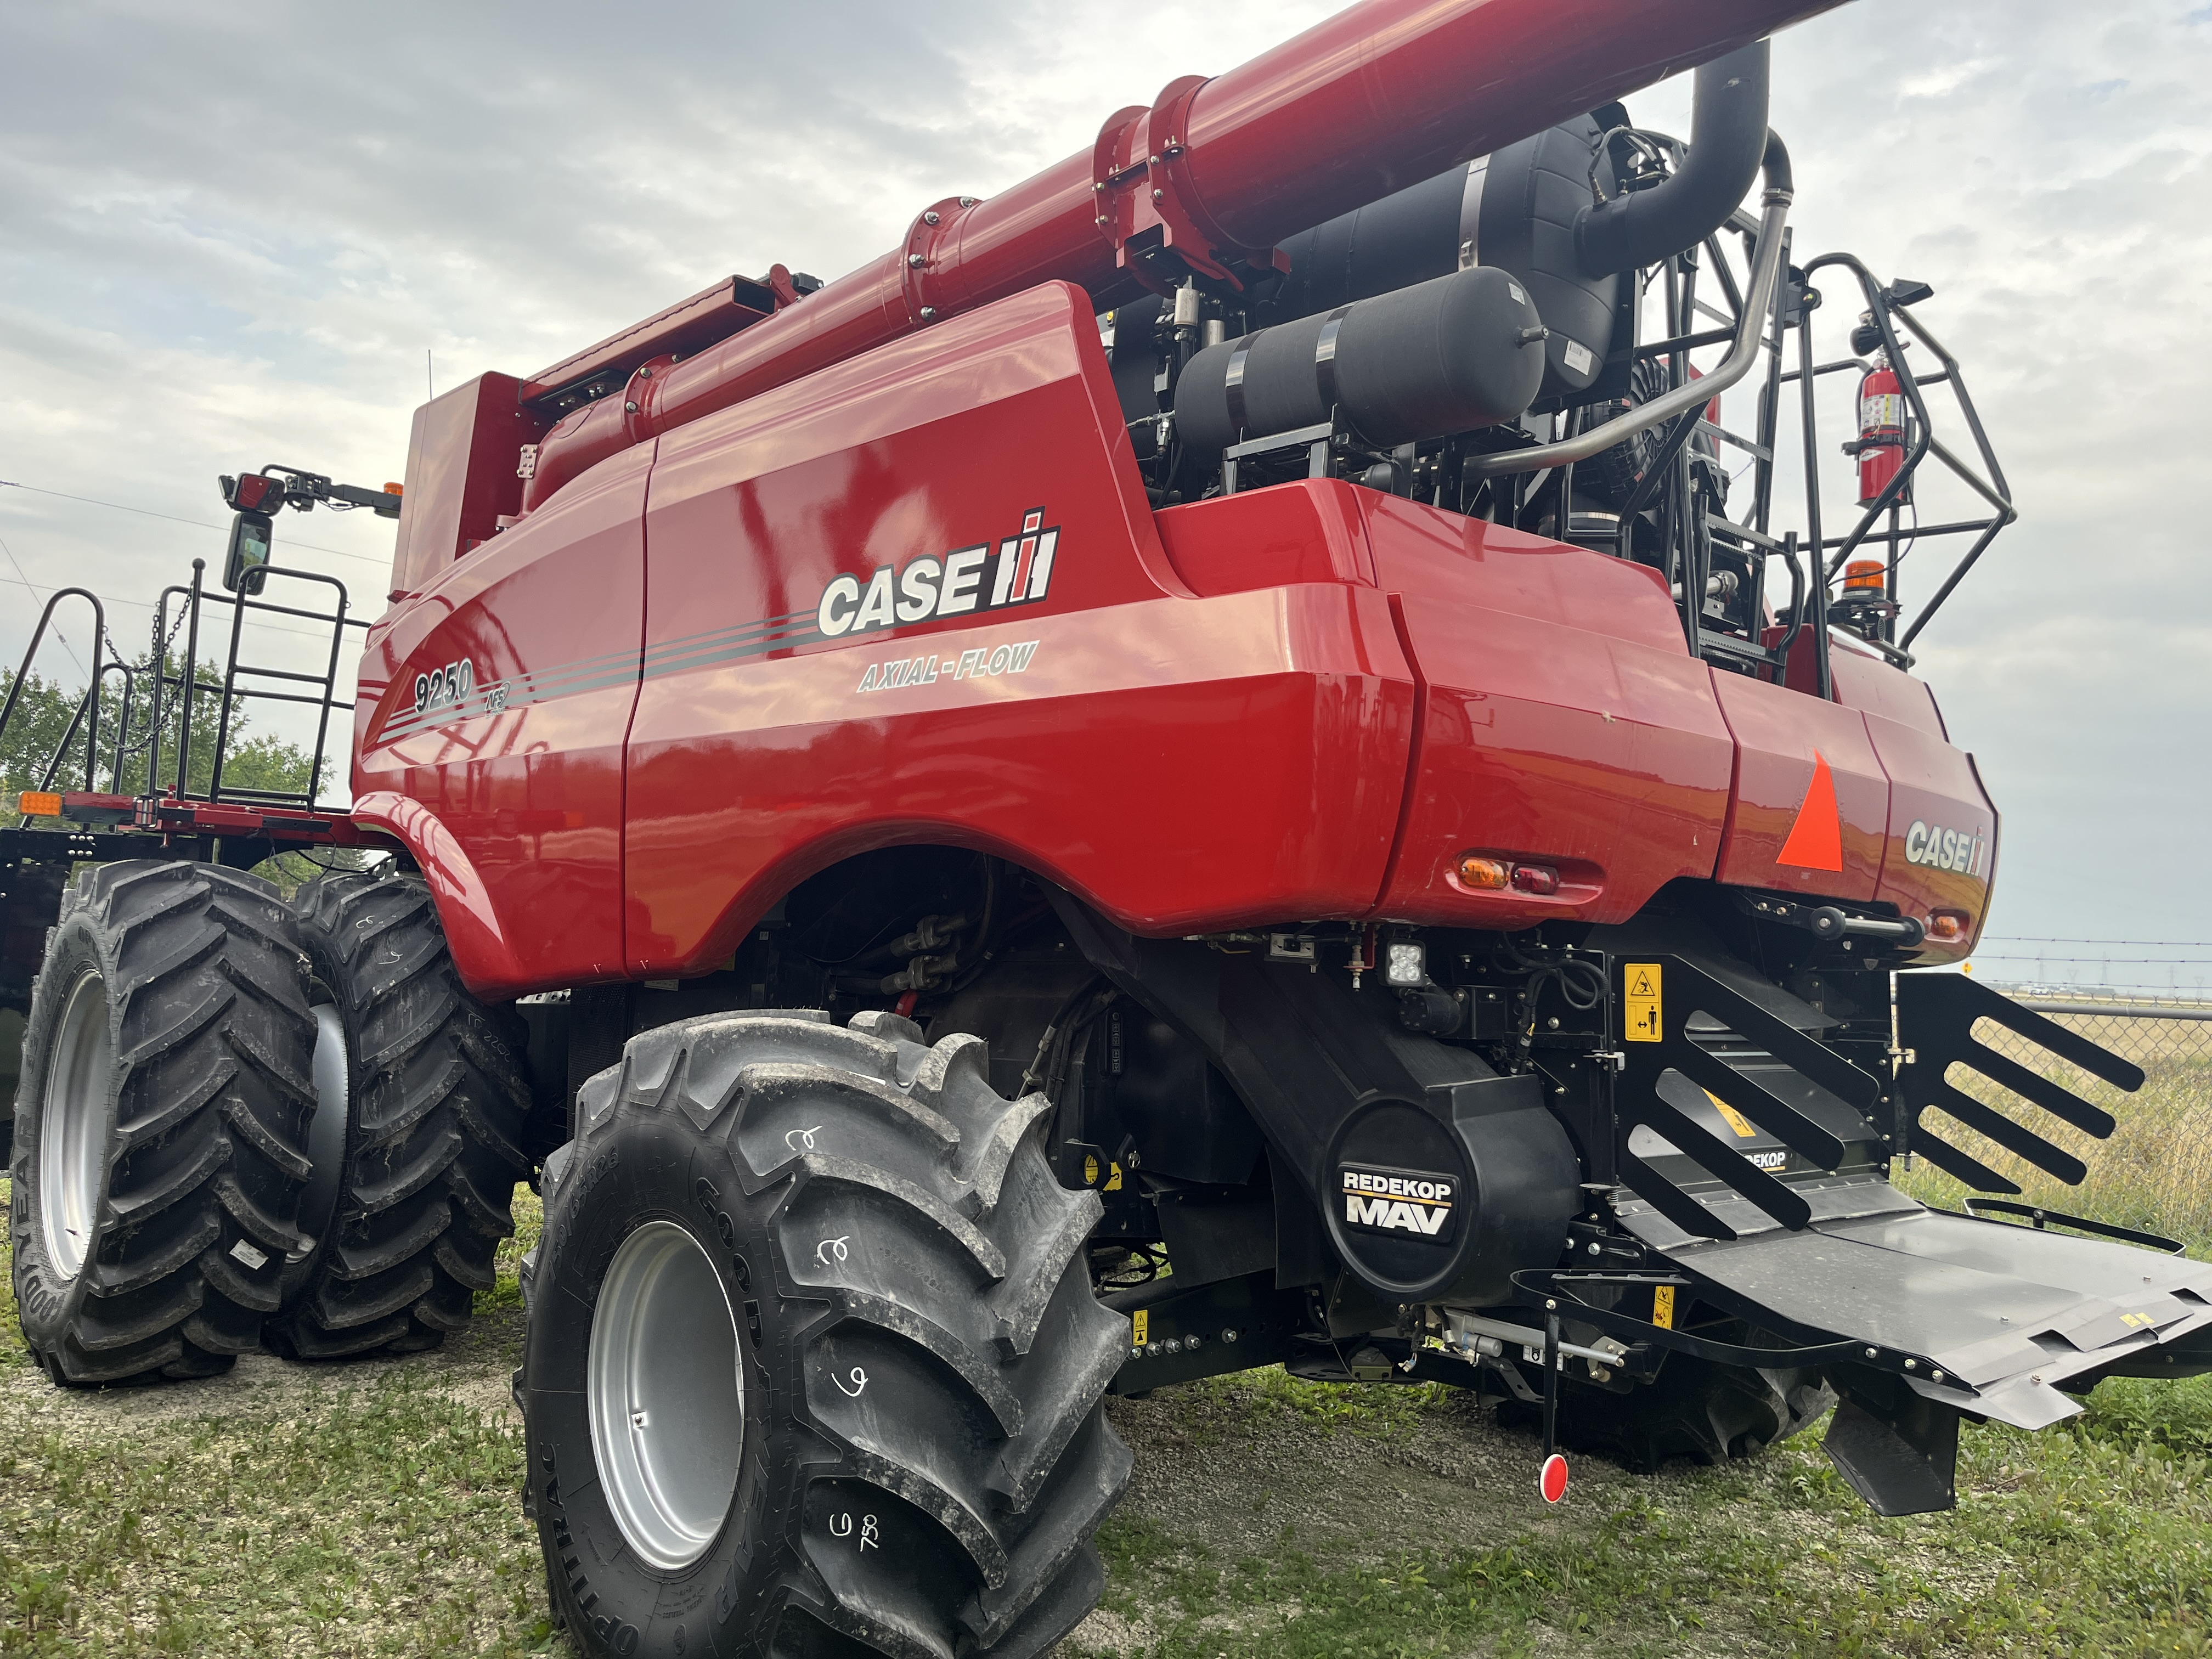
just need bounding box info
[526,1009,1132,1659]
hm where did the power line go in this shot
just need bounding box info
[0,531,88,678]
[1,573,364,652]
[0,479,391,565]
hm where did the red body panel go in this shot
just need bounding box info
[1356,496,1735,929]
[359,283,1994,999]
[626,285,1412,970]
[354,444,649,997]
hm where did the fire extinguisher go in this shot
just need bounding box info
[1854,356,1908,506]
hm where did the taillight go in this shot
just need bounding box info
[1511,864,1560,895]
[228,472,284,512]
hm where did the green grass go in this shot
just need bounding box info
[0,1178,558,1656]
[4,1094,2212,1658]
[1081,1372,2212,1659]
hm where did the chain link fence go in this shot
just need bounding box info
[1898,986,2212,1254]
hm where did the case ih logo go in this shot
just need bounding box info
[1904,820,1988,877]
[816,507,1060,640]
[1340,1164,1458,1242]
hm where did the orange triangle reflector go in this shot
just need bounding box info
[1776,751,1844,872]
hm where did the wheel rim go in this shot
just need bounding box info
[40,969,113,1280]
[588,1220,746,1570]
[301,1002,351,1244]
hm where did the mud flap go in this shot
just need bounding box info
[1821,1379,1958,1517]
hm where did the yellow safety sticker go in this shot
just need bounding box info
[1703,1090,1759,1138]
[1082,1156,1125,1192]
[2121,1311,2155,1329]
[1624,963,1663,1042]
[1652,1285,1676,1329]
[1132,1310,1149,1346]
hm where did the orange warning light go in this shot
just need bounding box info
[1926,913,1967,943]
[1454,854,1511,890]
[18,791,62,817]
[384,483,405,496]
[1843,559,1885,593]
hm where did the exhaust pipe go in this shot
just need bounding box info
[1576,41,1775,278]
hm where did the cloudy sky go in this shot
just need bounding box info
[2,0,2207,988]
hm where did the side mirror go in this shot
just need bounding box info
[224,510,273,594]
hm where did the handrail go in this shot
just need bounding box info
[0,587,107,793]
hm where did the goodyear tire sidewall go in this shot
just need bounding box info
[10,919,115,1357]
[527,1100,796,1658]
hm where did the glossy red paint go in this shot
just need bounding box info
[354,443,650,998]
[1709,670,1889,901]
[387,371,551,600]
[362,278,2001,997]
[625,284,1414,974]
[514,0,1847,521]
[1360,495,1735,929]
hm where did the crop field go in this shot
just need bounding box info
[3,1015,2209,1657]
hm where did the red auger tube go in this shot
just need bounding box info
[518,0,1846,516]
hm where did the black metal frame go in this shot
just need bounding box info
[4,554,368,818]
[1460,210,2013,678]
[145,556,368,811]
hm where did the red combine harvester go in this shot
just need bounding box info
[6,2,2207,1654]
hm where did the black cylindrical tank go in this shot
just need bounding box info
[1174,263,1546,452]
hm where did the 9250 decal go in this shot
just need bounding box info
[815,507,1059,640]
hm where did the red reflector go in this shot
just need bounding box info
[1511,864,1560,895]
[1538,1452,1569,1504]
[233,472,282,511]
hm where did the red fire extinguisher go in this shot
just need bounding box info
[1855,357,1908,505]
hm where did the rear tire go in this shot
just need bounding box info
[268,871,531,1358]
[525,1008,1132,1659]
[9,861,316,1384]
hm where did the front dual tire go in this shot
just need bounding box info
[526,1009,1133,1659]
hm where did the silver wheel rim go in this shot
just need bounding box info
[587,1220,746,1570]
[40,969,113,1280]
[301,1002,351,1244]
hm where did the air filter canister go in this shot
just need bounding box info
[1173,263,1546,453]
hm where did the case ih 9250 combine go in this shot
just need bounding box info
[7,0,2210,1652]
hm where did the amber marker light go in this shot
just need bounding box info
[18,792,62,817]
[1926,913,1967,943]
[1843,560,1885,593]
[1455,854,1511,890]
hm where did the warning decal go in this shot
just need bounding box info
[1652,1285,1676,1329]
[1132,1310,1149,1347]
[1776,752,1845,872]
[1624,963,1663,1042]
[1703,1090,1758,1138]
